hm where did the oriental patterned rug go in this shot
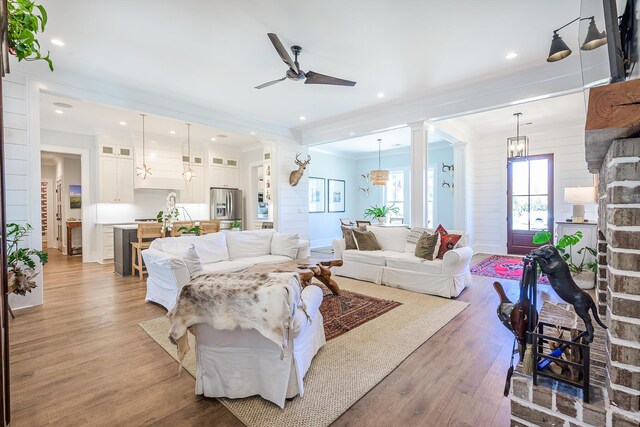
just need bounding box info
[470,255,550,285]
[140,277,468,427]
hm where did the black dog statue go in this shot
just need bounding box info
[530,245,607,343]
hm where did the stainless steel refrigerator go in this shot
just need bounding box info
[210,188,243,228]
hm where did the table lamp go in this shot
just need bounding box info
[564,186,596,223]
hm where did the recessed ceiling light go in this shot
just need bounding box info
[51,39,65,47]
[250,131,256,136]
[377,92,385,98]
[54,109,63,115]
[299,116,306,121]
[349,132,355,136]
[170,130,176,134]
[53,102,73,109]
[210,137,217,141]
[505,51,518,60]
[216,134,228,138]
[119,121,127,126]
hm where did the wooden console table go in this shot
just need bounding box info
[66,221,82,256]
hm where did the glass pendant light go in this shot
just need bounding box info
[370,138,389,185]
[506,113,529,159]
[136,113,152,179]
[183,123,195,182]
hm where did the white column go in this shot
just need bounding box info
[452,142,467,230]
[409,121,428,227]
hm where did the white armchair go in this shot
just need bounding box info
[193,285,326,408]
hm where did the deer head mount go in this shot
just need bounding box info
[289,153,311,186]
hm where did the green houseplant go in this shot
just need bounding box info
[230,220,242,231]
[7,0,54,71]
[177,224,202,236]
[6,223,48,295]
[364,204,400,224]
[533,230,597,288]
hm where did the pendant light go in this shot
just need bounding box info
[136,113,152,179]
[183,123,195,182]
[506,112,529,159]
[370,138,389,185]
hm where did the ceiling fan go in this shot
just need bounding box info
[255,33,357,89]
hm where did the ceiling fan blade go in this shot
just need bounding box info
[255,77,286,89]
[304,71,356,87]
[267,33,298,74]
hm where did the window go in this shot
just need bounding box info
[427,167,434,227]
[385,170,404,218]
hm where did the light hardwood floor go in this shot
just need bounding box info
[9,250,556,426]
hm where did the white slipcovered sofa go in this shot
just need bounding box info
[142,229,310,310]
[193,284,326,408]
[332,226,473,298]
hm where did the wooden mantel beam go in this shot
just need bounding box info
[585,79,640,173]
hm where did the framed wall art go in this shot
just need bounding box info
[328,179,345,213]
[308,177,325,213]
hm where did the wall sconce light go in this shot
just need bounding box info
[547,16,607,62]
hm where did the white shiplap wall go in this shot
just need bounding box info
[470,125,596,255]
[274,140,309,240]
[4,74,43,308]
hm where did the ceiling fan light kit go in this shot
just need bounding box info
[136,113,152,179]
[546,16,606,62]
[255,33,357,89]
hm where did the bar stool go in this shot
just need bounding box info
[131,223,164,280]
[355,220,372,227]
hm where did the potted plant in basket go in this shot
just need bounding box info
[533,230,597,289]
[364,204,400,224]
[6,223,48,296]
[230,221,242,231]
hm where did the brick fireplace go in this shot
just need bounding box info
[510,80,640,426]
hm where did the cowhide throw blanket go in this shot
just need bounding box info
[167,272,308,366]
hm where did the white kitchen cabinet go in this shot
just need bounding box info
[99,143,133,159]
[210,165,239,189]
[98,156,134,203]
[96,224,114,263]
[180,165,205,203]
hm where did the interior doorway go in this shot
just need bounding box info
[41,151,83,257]
[507,154,554,254]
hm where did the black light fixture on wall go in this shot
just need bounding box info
[547,16,607,62]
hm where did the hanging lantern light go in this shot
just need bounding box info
[136,113,152,179]
[370,138,389,185]
[182,123,195,182]
[506,112,529,159]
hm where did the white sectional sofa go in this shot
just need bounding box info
[332,226,473,298]
[142,229,310,310]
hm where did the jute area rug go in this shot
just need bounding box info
[139,276,468,427]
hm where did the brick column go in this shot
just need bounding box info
[600,138,640,424]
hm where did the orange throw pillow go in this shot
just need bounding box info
[434,224,462,259]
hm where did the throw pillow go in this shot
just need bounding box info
[352,229,382,251]
[192,232,229,264]
[271,232,300,259]
[434,224,448,237]
[342,225,365,250]
[405,226,430,253]
[161,243,203,278]
[437,233,462,259]
[414,232,441,260]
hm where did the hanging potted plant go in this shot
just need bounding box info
[6,223,48,296]
[364,204,400,224]
[7,0,54,71]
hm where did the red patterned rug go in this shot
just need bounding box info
[319,286,401,340]
[470,255,550,285]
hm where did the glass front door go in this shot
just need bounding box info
[507,154,554,254]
